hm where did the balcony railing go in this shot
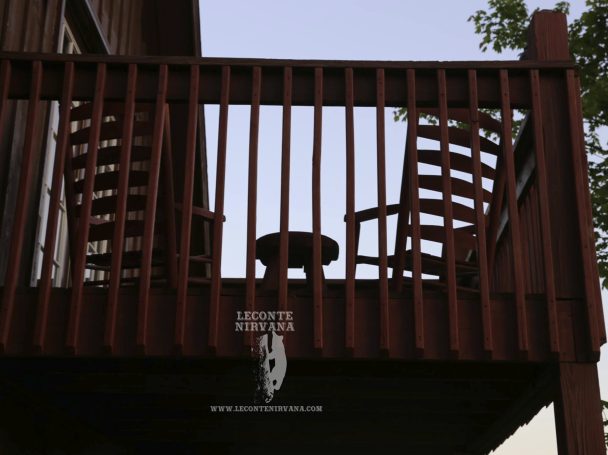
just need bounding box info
[0,51,603,359]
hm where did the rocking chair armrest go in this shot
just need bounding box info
[174,203,226,222]
[344,204,401,224]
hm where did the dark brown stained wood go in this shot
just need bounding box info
[487,168,506,285]
[34,62,74,353]
[75,194,147,217]
[245,66,261,349]
[312,67,324,350]
[0,60,10,129]
[417,149,496,179]
[393,225,477,250]
[160,113,178,288]
[0,59,11,260]
[407,69,424,353]
[391,126,410,291]
[417,107,502,132]
[175,65,200,353]
[104,64,137,352]
[418,175,492,202]
[526,11,570,61]
[554,363,606,454]
[208,66,230,352]
[565,70,601,356]
[499,70,528,356]
[0,283,589,361]
[376,68,389,353]
[69,121,153,145]
[72,170,149,193]
[66,63,106,354]
[278,67,292,315]
[344,67,356,351]
[71,145,151,169]
[3,52,565,109]
[529,69,559,356]
[437,69,459,356]
[417,125,500,156]
[69,101,153,121]
[355,199,476,225]
[0,60,42,352]
[468,70,493,355]
[0,51,575,68]
[137,64,168,353]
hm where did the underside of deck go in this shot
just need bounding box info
[0,357,555,454]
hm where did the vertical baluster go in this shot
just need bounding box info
[34,62,75,352]
[208,66,230,351]
[499,69,528,356]
[136,64,168,353]
[174,65,200,353]
[103,63,137,353]
[406,69,424,354]
[376,68,389,353]
[245,66,261,349]
[566,69,602,355]
[437,69,459,356]
[0,60,10,132]
[529,69,559,356]
[312,67,324,351]
[0,60,41,352]
[344,68,356,352]
[161,114,178,288]
[66,63,106,354]
[278,67,292,315]
[467,69,493,356]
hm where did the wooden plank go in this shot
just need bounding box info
[499,70,528,356]
[104,64,137,353]
[66,63,106,354]
[312,67,323,350]
[208,66,230,351]
[245,66,261,349]
[34,61,74,352]
[437,69,459,356]
[0,51,577,69]
[3,53,554,109]
[407,69,424,354]
[417,149,496,179]
[136,64,168,353]
[554,363,605,454]
[0,60,40,352]
[344,67,356,351]
[468,69,493,355]
[278,67,292,314]
[174,65,200,353]
[160,113,178,288]
[376,68,389,353]
[0,60,10,129]
[565,70,601,356]
[529,69,559,356]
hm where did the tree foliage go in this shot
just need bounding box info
[470,0,608,287]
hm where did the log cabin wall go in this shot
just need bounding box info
[0,0,208,285]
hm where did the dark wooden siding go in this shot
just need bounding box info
[0,0,64,285]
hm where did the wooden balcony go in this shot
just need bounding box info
[0,11,604,455]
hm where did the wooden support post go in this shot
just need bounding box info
[554,363,605,454]
[524,10,603,357]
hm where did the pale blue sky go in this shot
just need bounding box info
[198,1,606,453]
